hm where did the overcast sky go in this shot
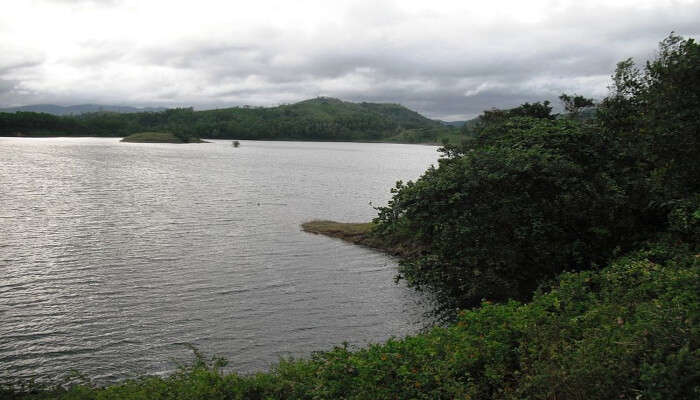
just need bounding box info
[1,0,698,120]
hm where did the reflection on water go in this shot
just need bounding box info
[0,138,439,384]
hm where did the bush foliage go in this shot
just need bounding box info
[373,34,700,315]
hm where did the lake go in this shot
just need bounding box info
[0,138,439,384]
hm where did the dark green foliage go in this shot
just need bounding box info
[0,97,457,143]
[6,248,697,399]
[462,101,554,133]
[507,101,554,120]
[459,101,554,142]
[598,34,700,202]
[666,194,700,244]
[559,93,595,114]
[373,34,700,316]
[375,117,648,313]
[0,111,86,136]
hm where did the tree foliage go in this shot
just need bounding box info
[374,34,700,316]
[598,33,700,201]
[559,93,595,114]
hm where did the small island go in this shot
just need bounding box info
[121,132,205,143]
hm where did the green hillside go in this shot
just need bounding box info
[0,97,457,144]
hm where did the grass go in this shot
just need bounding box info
[121,132,205,143]
[301,220,423,258]
[301,220,374,242]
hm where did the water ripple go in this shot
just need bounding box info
[0,138,438,385]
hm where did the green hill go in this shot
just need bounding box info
[178,97,448,142]
[0,97,458,144]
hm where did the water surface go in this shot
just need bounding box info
[0,138,439,384]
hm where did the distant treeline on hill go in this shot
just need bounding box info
[0,97,458,143]
[0,104,166,115]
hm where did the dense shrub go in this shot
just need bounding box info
[373,34,700,315]
[598,34,700,201]
[374,116,651,312]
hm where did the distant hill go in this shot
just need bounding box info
[158,97,450,142]
[0,97,464,144]
[271,96,444,130]
[461,116,481,130]
[0,104,166,115]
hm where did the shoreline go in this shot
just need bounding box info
[0,135,444,146]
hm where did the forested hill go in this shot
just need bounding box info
[291,97,442,129]
[0,97,456,143]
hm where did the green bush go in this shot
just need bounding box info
[374,116,649,313]
[598,34,700,201]
[373,34,699,315]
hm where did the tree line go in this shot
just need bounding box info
[0,97,453,142]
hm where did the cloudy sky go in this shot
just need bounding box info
[1,0,698,120]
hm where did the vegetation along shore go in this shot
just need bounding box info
[3,34,699,399]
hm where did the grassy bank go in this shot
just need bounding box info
[121,132,205,143]
[301,221,374,243]
[301,220,422,258]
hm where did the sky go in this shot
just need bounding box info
[1,0,698,120]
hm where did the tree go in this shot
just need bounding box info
[559,93,595,114]
[375,34,700,318]
[598,33,700,200]
[375,116,643,314]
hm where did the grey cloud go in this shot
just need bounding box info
[139,43,261,70]
[0,79,18,94]
[3,1,700,120]
[38,0,122,5]
[68,40,129,64]
[0,60,43,76]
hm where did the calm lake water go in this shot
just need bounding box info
[0,137,439,384]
